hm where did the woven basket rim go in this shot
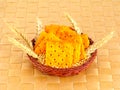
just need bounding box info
[27,37,97,76]
[28,50,97,69]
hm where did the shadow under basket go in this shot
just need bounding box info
[28,38,97,77]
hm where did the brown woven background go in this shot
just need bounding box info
[0,0,120,90]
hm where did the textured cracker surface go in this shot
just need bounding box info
[0,0,120,90]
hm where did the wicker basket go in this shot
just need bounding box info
[27,38,97,77]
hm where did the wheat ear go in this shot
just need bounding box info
[86,31,115,55]
[65,13,81,34]
[4,22,33,49]
[8,37,44,62]
[36,18,43,37]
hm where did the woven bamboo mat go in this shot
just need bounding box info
[0,0,120,90]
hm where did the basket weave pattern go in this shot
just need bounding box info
[28,38,97,77]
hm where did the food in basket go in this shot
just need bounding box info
[34,24,89,68]
[7,13,114,76]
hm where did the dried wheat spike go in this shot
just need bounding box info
[65,13,81,34]
[8,37,44,63]
[4,22,33,49]
[86,31,115,56]
[36,18,43,35]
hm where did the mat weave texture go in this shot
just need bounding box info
[0,0,120,90]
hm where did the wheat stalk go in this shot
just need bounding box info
[86,31,115,56]
[4,22,33,49]
[8,37,44,63]
[65,13,82,34]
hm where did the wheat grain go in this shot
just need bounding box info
[73,31,114,67]
[8,37,44,63]
[65,13,82,34]
[34,18,44,40]
[37,18,43,34]
[86,31,115,56]
[4,22,33,49]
